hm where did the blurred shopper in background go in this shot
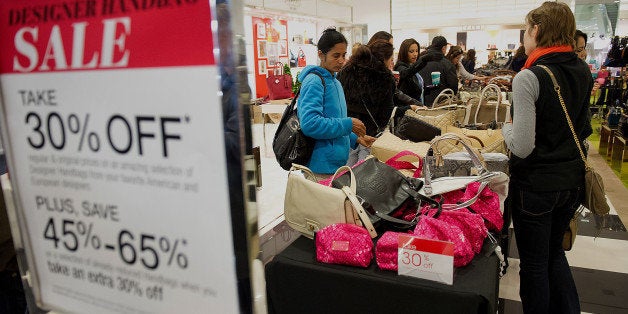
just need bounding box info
[418,36,458,107]
[446,45,483,81]
[394,38,438,105]
[510,45,528,72]
[575,30,588,61]
[461,49,477,74]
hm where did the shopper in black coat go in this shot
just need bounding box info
[418,36,459,107]
[338,39,420,164]
[394,38,438,104]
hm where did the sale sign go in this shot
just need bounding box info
[0,1,243,313]
[398,234,454,285]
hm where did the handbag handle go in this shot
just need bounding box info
[274,62,284,75]
[385,106,398,132]
[341,186,378,238]
[432,88,454,108]
[327,165,357,193]
[385,150,423,178]
[422,133,489,196]
[441,181,490,210]
[537,65,589,169]
[473,84,503,125]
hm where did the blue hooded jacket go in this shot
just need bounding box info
[297,65,357,174]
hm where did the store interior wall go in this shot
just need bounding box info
[244,0,626,97]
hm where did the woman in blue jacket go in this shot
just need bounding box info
[297,28,372,178]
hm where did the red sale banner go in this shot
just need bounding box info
[0,0,215,74]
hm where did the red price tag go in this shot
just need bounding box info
[398,234,454,285]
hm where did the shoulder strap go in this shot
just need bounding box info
[341,187,377,238]
[537,65,589,169]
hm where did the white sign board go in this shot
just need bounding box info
[398,234,454,285]
[0,1,242,313]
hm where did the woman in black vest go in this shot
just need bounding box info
[502,2,592,313]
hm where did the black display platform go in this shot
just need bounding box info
[265,235,500,314]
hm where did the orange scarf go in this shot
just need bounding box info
[522,45,573,70]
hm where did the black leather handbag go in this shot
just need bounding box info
[394,113,441,142]
[273,73,324,170]
[272,95,314,171]
[331,158,439,230]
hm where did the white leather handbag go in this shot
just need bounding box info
[283,165,377,239]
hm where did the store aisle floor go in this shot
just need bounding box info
[252,123,628,313]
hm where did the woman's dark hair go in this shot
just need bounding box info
[367,39,394,62]
[575,29,587,45]
[368,31,393,45]
[317,27,347,54]
[346,39,393,69]
[397,38,420,64]
[514,45,526,58]
[462,49,476,62]
[445,46,464,62]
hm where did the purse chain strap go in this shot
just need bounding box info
[537,65,589,170]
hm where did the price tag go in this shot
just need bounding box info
[398,235,454,285]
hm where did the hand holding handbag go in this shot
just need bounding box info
[266,62,293,100]
[538,65,610,216]
[284,164,377,239]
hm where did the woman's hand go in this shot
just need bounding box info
[357,135,377,148]
[411,105,428,112]
[351,118,366,137]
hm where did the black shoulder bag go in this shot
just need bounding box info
[272,73,325,171]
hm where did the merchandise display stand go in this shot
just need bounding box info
[265,236,500,314]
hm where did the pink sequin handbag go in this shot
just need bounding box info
[413,210,476,267]
[316,223,374,268]
[375,231,407,271]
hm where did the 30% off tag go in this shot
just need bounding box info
[397,234,454,285]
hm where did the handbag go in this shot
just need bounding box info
[375,231,405,271]
[413,208,476,267]
[330,157,434,231]
[539,65,610,216]
[284,164,377,239]
[427,151,509,178]
[272,72,324,171]
[464,84,511,128]
[440,126,508,155]
[316,223,374,267]
[297,48,306,67]
[407,107,457,130]
[420,134,510,212]
[562,206,584,251]
[371,108,431,161]
[394,111,441,142]
[266,62,293,100]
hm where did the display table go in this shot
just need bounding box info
[265,236,500,314]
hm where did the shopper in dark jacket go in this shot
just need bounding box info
[394,38,438,104]
[502,2,592,313]
[338,39,421,164]
[418,36,458,107]
[461,49,476,74]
